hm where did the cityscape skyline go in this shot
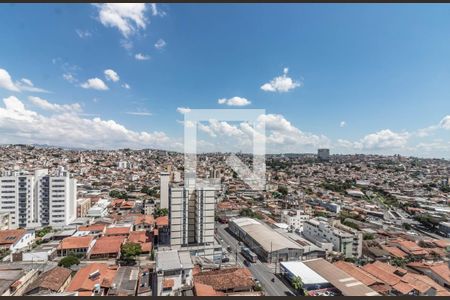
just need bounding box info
[0,4,449,158]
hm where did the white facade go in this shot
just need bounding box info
[169,186,215,247]
[0,168,77,228]
[281,210,310,231]
[155,250,194,296]
[9,231,35,253]
[86,199,109,218]
[303,218,362,258]
[160,172,170,209]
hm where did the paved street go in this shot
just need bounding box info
[216,223,295,296]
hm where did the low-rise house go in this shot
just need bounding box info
[24,267,72,295]
[388,239,428,257]
[65,263,118,296]
[104,226,132,237]
[133,214,154,231]
[57,235,95,257]
[88,236,125,259]
[155,250,193,296]
[193,267,255,296]
[77,223,106,237]
[128,231,152,254]
[0,229,35,253]
[407,262,450,290]
[17,241,59,262]
[361,261,421,295]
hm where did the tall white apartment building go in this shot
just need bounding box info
[280,209,310,231]
[169,186,215,247]
[160,172,170,209]
[0,167,77,229]
[303,217,362,258]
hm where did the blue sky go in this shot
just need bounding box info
[0,4,449,157]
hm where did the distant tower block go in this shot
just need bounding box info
[318,148,330,161]
[160,172,170,209]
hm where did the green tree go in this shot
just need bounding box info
[291,276,304,294]
[109,190,128,199]
[121,242,142,260]
[277,185,288,196]
[402,223,412,230]
[363,233,374,240]
[58,255,80,268]
[36,226,52,238]
[155,208,169,217]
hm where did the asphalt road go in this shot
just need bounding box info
[216,223,294,296]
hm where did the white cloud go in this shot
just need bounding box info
[63,73,77,83]
[176,107,191,114]
[134,53,150,60]
[154,38,166,50]
[261,68,302,93]
[217,96,251,106]
[104,69,120,82]
[195,113,329,153]
[0,96,172,150]
[340,121,346,128]
[95,3,148,38]
[439,115,450,130]
[359,129,410,150]
[0,69,49,93]
[150,3,166,17]
[256,114,329,148]
[0,68,20,92]
[15,78,50,93]
[122,83,131,89]
[80,78,109,91]
[75,29,92,38]
[126,111,152,116]
[120,39,134,50]
[28,96,82,113]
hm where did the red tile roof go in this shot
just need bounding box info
[58,236,94,250]
[25,267,72,293]
[128,231,152,253]
[78,224,106,233]
[193,267,254,292]
[333,261,381,286]
[89,236,125,256]
[155,216,168,227]
[163,279,174,289]
[0,229,27,248]
[66,263,117,293]
[105,226,131,236]
[382,246,408,258]
[133,214,154,225]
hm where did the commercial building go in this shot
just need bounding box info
[303,218,362,258]
[0,168,77,228]
[280,259,378,296]
[228,217,303,262]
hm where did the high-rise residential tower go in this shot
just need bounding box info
[0,167,77,228]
